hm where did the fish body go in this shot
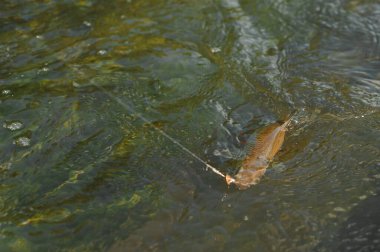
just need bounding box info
[226,117,292,190]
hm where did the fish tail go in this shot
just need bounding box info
[287,110,297,120]
[283,110,297,128]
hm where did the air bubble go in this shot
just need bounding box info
[72,81,80,88]
[359,195,367,200]
[333,207,346,212]
[328,213,337,218]
[3,121,23,131]
[83,21,92,27]
[211,47,221,53]
[2,89,11,95]
[14,137,31,147]
[98,50,107,55]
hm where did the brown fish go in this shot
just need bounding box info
[226,117,293,190]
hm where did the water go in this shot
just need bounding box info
[0,0,379,251]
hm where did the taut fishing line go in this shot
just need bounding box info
[94,84,226,178]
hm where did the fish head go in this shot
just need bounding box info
[225,174,235,186]
[231,169,266,190]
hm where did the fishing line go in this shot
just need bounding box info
[94,83,226,178]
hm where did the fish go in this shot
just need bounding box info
[226,116,293,190]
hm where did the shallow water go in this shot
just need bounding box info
[0,0,379,251]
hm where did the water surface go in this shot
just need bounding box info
[1,0,379,251]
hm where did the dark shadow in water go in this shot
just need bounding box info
[332,192,380,251]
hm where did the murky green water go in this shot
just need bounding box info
[1,0,379,251]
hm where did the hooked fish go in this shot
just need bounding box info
[226,116,293,190]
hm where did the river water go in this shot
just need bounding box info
[0,0,379,251]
